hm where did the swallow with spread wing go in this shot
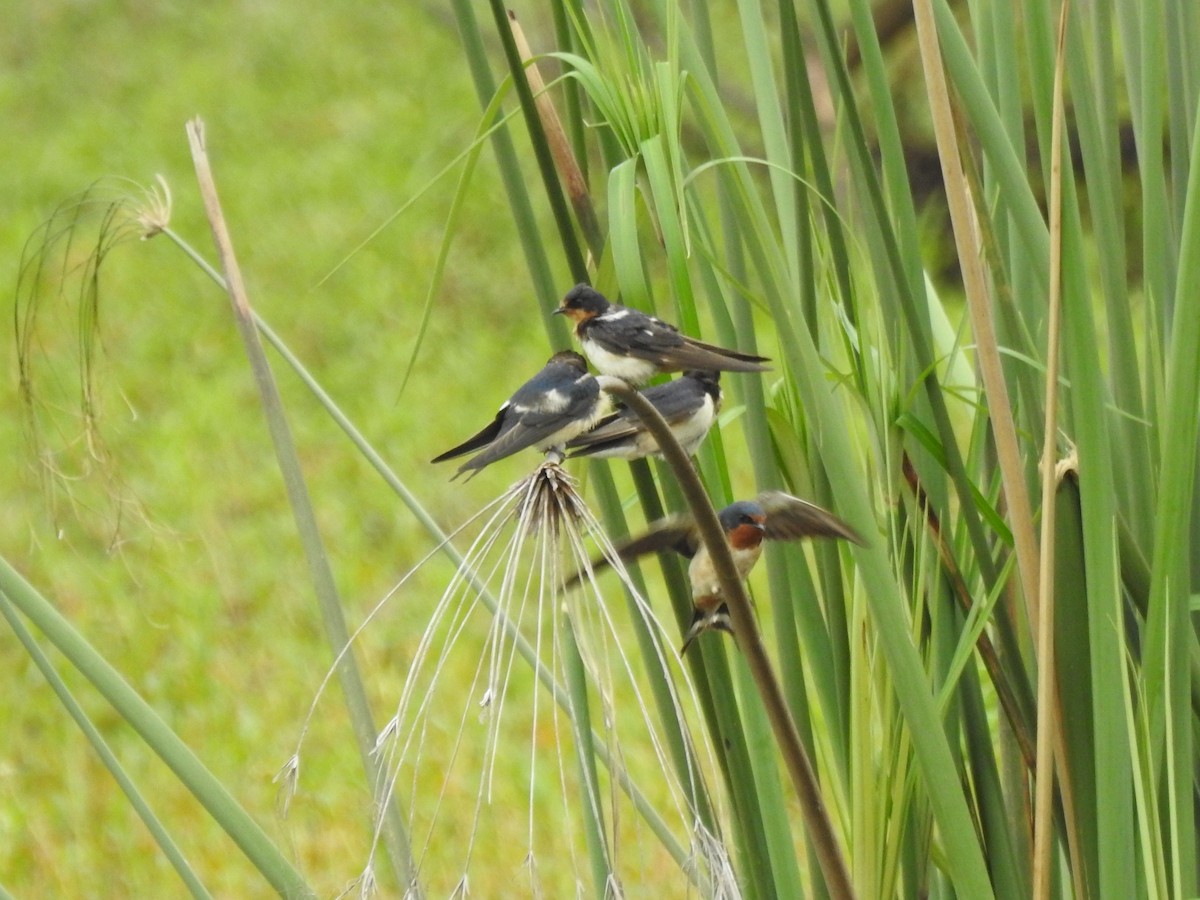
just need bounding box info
[574,491,864,653]
[431,350,608,480]
[554,284,770,385]
[564,370,722,460]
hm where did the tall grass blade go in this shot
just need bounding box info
[1143,79,1200,899]
[185,119,418,896]
[1032,7,1069,896]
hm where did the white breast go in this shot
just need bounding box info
[581,336,657,383]
[671,394,717,456]
[534,395,609,451]
[688,549,722,599]
[688,541,762,598]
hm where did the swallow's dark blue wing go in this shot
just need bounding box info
[565,376,709,454]
[430,405,509,463]
[454,371,602,476]
[581,308,686,360]
[626,376,708,421]
[757,491,866,545]
[507,363,591,416]
[583,307,769,373]
[435,351,593,475]
[565,513,702,588]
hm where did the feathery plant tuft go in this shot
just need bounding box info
[14,176,173,537]
[294,461,737,895]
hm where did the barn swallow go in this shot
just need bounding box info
[564,370,722,460]
[431,350,609,480]
[572,492,864,653]
[554,284,770,384]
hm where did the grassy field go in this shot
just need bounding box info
[1,3,627,895]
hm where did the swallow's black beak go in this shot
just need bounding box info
[553,307,568,316]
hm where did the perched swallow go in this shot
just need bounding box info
[431,350,608,480]
[573,492,864,653]
[554,284,770,384]
[564,370,722,460]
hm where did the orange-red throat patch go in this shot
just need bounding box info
[728,517,766,550]
[557,305,596,327]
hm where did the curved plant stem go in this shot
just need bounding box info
[602,380,856,900]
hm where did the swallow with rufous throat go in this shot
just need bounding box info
[565,370,722,460]
[571,491,864,653]
[554,284,770,385]
[431,350,610,480]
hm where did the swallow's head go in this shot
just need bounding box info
[545,349,590,374]
[555,283,610,324]
[683,370,722,404]
[719,501,767,550]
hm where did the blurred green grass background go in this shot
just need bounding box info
[0,3,631,895]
